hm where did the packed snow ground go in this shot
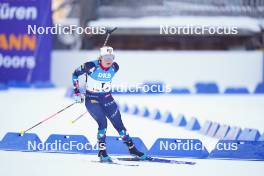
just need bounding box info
[0,88,263,176]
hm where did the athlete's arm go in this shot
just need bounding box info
[112,62,119,73]
[72,61,95,93]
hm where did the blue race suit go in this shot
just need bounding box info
[72,60,130,143]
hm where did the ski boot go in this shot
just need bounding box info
[125,140,150,160]
[98,141,112,162]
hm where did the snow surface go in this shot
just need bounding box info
[0,88,264,176]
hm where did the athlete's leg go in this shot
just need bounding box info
[85,95,111,161]
[102,94,147,159]
[102,94,126,132]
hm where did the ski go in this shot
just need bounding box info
[117,157,196,165]
[91,160,139,167]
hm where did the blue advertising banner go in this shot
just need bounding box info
[0,0,52,83]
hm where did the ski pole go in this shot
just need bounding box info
[70,111,87,124]
[103,27,117,46]
[20,102,77,136]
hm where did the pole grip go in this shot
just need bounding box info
[103,27,117,46]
